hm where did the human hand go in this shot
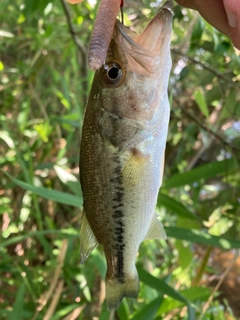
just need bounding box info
[175,0,240,50]
[66,0,83,3]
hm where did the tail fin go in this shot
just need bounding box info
[105,272,140,310]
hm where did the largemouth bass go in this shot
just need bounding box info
[79,4,172,310]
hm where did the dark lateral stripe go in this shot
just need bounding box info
[111,153,125,280]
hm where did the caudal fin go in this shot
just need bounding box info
[106,273,140,310]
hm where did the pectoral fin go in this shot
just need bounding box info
[144,212,166,240]
[80,210,98,264]
[123,148,150,188]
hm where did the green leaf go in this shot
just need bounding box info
[138,269,195,320]
[91,250,107,280]
[175,240,193,269]
[9,284,25,320]
[157,193,199,221]
[194,87,209,118]
[51,304,81,320]
[4,171,82,207]
[165,226,240,249]
[163,158,239,189]
[157,286,211,314]
[182,286,211,301]
[99,307,111,320]
[221,87,237,121]
[130,296,163,320]
[191,18,204,43]
[54,165,82,197]
[138,268,188,304]
[0,229,78,249]
[33,121,52,142]
[0,60,4,70]
[117,299,130,320]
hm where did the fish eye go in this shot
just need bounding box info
[102,62,124,86]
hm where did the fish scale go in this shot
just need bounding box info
[79,4,172,310]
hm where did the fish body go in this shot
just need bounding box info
[80,5,172,310]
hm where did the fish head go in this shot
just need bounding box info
[115,6,173,82]
[92,6,172,126]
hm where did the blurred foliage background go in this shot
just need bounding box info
[1,0,240,319]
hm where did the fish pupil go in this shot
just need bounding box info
[102,62,123,86]
[108,66,120,80]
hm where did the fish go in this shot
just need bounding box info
[79,3,173,310]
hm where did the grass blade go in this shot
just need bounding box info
[4,171,82,207]
[194,88,209,118]
[138,268,188,304]
[138,269,195,319]
[158,193,199,220]
[9,284,25,320]
[54,165,82,197]
[157,287,210,315]
[166,226,240,249]
[0,229,78,249]
[130,296,163,320]
[163,158,239,189]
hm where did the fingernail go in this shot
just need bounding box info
[226,9,237,28]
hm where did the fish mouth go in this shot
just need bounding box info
[116,5,172,76]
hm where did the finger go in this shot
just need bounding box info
[223,0,240,49]
[175,0,229,35]
[66,0,84,3]
[175,0,198,10]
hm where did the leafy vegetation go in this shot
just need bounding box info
[1,0,240,319]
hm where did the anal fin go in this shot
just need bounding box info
[80,210,99,264]
[144,212,166,240]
